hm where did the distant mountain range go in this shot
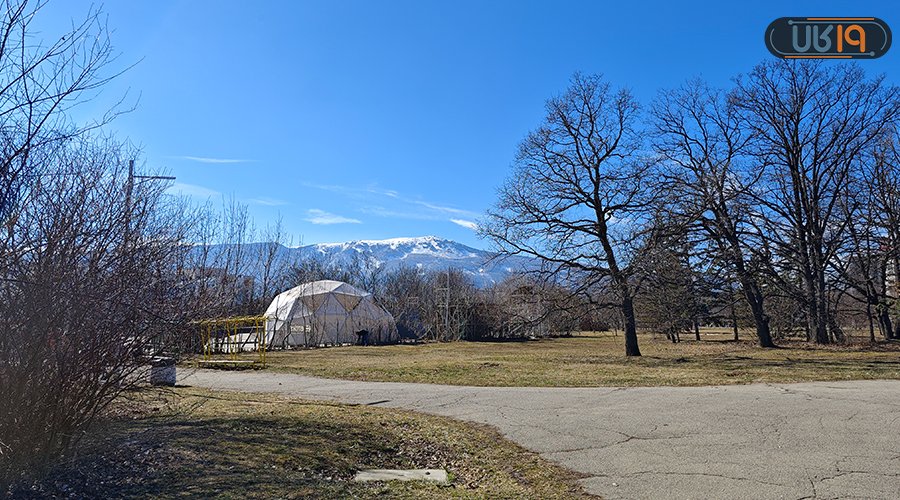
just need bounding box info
[201,236,539,287]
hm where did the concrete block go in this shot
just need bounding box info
[353,468,448,483]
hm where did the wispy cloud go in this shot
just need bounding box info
[450,219,479,231]
[167,182,220,198]
[304,182,479,221]
[415,200,476,217]
[304,209,361,225]
[247,197,289,206]
[359,205,434,220]
[175,156,255,164]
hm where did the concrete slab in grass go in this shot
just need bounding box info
[354,469,448,483]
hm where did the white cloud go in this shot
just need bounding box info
[247,197,288,206]
[175,156,254,164]
[416,200,476,217]
[359,205,434,220]
[304,209,361,225]
[450,218,479,231]
[304,182,479,220]
[167,182,220,198]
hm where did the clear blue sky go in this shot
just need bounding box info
[37,1,900,248]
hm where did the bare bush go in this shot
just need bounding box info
[0,135,193,484]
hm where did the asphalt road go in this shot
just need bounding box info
[179,369,900,499]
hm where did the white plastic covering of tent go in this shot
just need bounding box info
[264,280,398,347]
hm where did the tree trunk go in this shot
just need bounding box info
[694,320,700,341]
[739,278,776,348]
[877,306,894,340]
[730,303,740,341]
[808,243,831,344]
[866,299,876,343]
[724,232,774,347]
[803,266,828,344]
[749,300,776,348]
[596,212,640,357]
[622,295,641,356]
[827,311,846,343]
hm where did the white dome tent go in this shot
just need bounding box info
[264,280,397,347]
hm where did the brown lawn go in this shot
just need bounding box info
[229,330,900,387]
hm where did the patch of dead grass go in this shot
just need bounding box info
[19,388,591,499]
[239,331,900,387]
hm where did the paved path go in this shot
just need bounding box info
[179,369,900,499]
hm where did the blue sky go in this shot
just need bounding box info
[37,1,900,248]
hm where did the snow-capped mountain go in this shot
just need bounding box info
[200,236,537,287]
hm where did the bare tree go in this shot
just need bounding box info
[255,216,297,310]
[430,268,477,341]
[633,224,699,343]
[379,266,479,341]
[0,0,127,220]
[733,61,900,344]
[381,265,430,339]
[345,252,386,296]
[859,135,900,338]
[652,79,776,347]
[833,164,892,342]
[0,1,151,484]
[483,73,651,356]
[219,195,255,314]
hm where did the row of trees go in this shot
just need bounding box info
[483,62,900,356]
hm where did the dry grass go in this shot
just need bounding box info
[240,330,900,387]
[21,388,590,499]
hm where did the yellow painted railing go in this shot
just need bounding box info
[195,315,268,367]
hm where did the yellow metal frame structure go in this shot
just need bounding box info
[196,315,268,367]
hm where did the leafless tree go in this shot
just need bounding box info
[833,163,892,342]
[733,61,900,344]
[652,79,776,347]
[483,73,652,356]
[872,137,900,339]
[427,268,477,341]
[218,196,256,313]
[254,216,294,310]
[487,275,584,338]
[0,0,128,221]
[379,266,479,341]
[380,265,430,339]
[633,229,697,343]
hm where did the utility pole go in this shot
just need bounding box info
[125,158,176,240]
[126,159,176,206]
[124,159,175,354]
[445,267,450,337]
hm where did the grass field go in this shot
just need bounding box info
[229,330,900,387]
[24,389,590,499]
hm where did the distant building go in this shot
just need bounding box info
[183,267,256,306]
[887,257,899,299]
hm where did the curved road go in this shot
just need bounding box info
[180,369,900,499]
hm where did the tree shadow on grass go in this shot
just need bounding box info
[20,412,422,499]
[691,355,900,374]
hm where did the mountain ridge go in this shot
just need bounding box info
[203,236,535,287]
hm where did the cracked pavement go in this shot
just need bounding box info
[179,369,900,499]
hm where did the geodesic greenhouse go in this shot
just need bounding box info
[263,280,397,347]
